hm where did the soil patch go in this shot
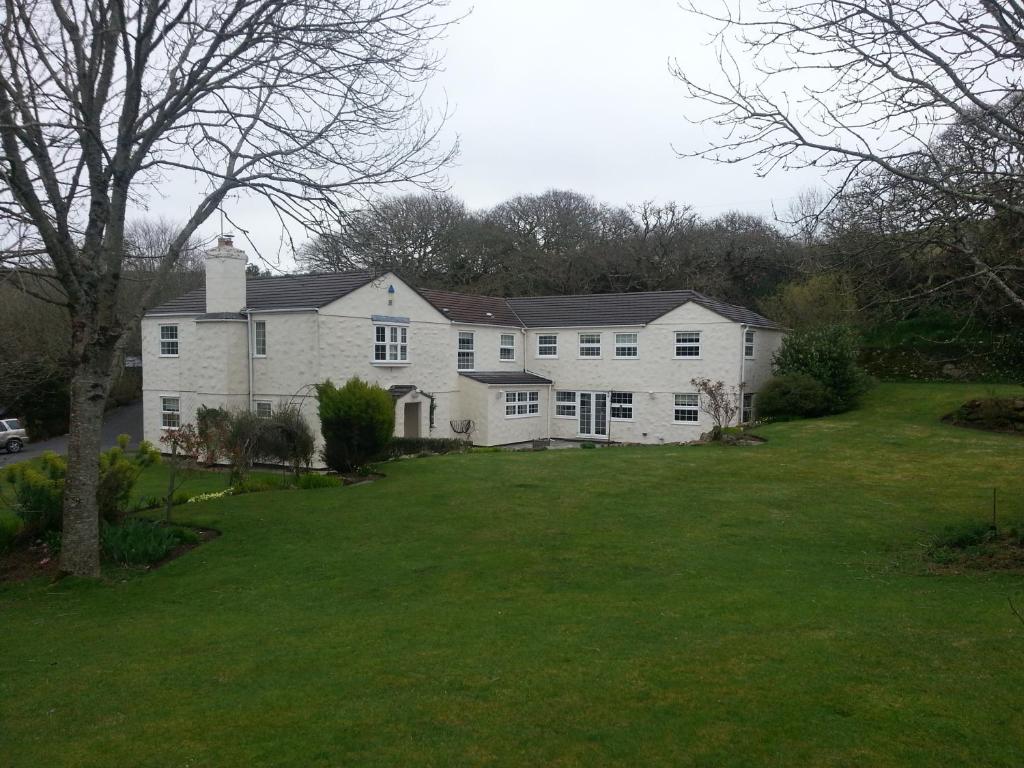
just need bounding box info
[943,397,1024,435]
[927,526,1024,574]
[340,472,384,486]
[0,540,60,583]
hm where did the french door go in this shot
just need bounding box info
[578,391,609,438]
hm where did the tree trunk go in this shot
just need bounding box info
[60,353,114,578]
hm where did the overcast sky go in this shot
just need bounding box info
[199,0,823,269]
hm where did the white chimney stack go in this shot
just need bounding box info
[204,235,247,313]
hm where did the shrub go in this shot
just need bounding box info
[316,378,395,472]
[772,325,871,413]
[380,437,470,459]
[295,473,343,490]
[256,404,316,476]
[97,436,160,522]
[196,406,230,465]
[221,410,264,483]
[0,512,21,552]
[2,441,158,537]
[101,519,179,565]
[757,373,833,419]
[7,463,63,536]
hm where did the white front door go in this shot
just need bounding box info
[578,391,609,438]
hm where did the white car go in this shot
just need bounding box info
[0,418,28,453]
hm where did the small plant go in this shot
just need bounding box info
[295,474,343,490]
[101,519,179,565]
[0,513,21,552]
[380,437,471,459]
[580,442,596,449]
[186,489,234,504]
[690,377,739,441]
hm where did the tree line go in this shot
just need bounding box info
[298,182,1023,335]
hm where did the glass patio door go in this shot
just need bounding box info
[578,391,609,438]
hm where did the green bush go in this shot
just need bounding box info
[256,405,316,475]
[758,373,833,419]
[772,325,871,413]
[98,436,160,522]
[316,378,395,472]
[380,437,470,459]
[101,519,179,565]
[1,442,158,537]
[295,473,343,490]
[0,511,21,552]
[232,477,284,495]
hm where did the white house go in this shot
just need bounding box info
[142,238,785,452]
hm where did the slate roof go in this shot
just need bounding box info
[146,271,375,315]
[147,268,781,329]
[459,371,553,385]
[506,290,782,329]
[388,384,417,400]
[416,288,523,327]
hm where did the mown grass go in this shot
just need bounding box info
[1,383,1023,767]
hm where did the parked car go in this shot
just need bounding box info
[0,418,28,453]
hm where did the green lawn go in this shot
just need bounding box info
[2,383,1023,767]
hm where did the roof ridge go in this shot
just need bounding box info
[508,288,698,301]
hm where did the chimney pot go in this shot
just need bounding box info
[218,235,234,248]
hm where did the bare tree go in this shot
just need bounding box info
[691,377,740,440]
[673,0,1024,311]
[0,0,456,576]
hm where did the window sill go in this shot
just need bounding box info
[159,354,179,359]
[674,356,702,361]
[610,418,635,423]
[371,360,410,366]
[613,356,638,360]
[553,414,577,419]
[505,414,541,420]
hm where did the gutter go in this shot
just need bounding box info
[738,323,746,426]
[245,308,254,411]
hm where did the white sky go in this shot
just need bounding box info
[193,0,823,269]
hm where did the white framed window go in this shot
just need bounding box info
[614,332,638,358]
[254,320,267,357]
[578,333,601,358]
[255,400,273,419]
[505,390,540,418]
[537,334,557,357]
[374,325,408,363]
[674,393,699,423]
[675,331,701,358]
[499,333,516,361]
[159,324,179,357]
[610,391,633,420]
[161,396,180,429]
[457,331,475,371]
[742,393,756,423]
[744,329,756,358]
[555,390,577,418]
